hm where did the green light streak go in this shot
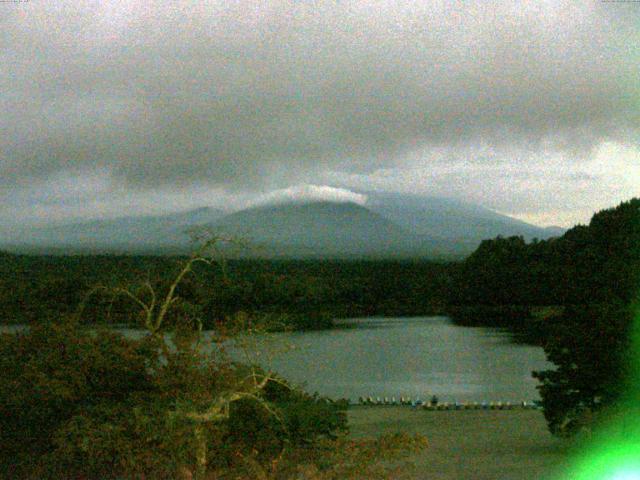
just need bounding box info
[571,442,640,480]
[562,305,640,480]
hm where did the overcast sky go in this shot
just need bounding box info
[1,0,639,228]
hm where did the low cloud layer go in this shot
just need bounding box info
[1,1,639,226]
[250,185,368,208]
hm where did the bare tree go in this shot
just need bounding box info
[76,232,290,479]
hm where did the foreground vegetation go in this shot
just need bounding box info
[1,318,428,479]
[0,241,427,479]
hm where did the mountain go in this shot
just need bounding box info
[540,225,567,237]
[362,192,564,243]
[206,195,563,258]
[0,193,565,258]
[208,201,441,258]
[1,207,223,253]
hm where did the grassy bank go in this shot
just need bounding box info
[348,406,573,479]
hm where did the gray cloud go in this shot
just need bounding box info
[1,1,639,224]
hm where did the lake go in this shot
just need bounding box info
[1,316,551,404]
[227,316,551,403]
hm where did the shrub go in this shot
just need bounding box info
[0,319,153,468]
[0,317,350,479]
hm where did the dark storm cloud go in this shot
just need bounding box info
[1,0,638,194]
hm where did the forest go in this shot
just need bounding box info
[1,239,430,479]
[0,254,451,330]
[451,198,640,308]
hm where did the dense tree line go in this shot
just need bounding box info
[450,198,640,308]
[532,301,635,436]
[0,254,451,330]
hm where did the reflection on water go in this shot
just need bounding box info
[233,316,551,403]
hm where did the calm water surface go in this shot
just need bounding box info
[229,316,551,403]
[2,316,551,403]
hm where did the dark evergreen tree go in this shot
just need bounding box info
[532,302,634,436]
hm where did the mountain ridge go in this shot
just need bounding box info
[0,194,564,258]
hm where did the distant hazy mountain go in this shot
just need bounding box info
[1,193,565,258]
[2,207,223,253]
[206,196,563,258]
[362,192,564,243]
[208,200,446,258]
